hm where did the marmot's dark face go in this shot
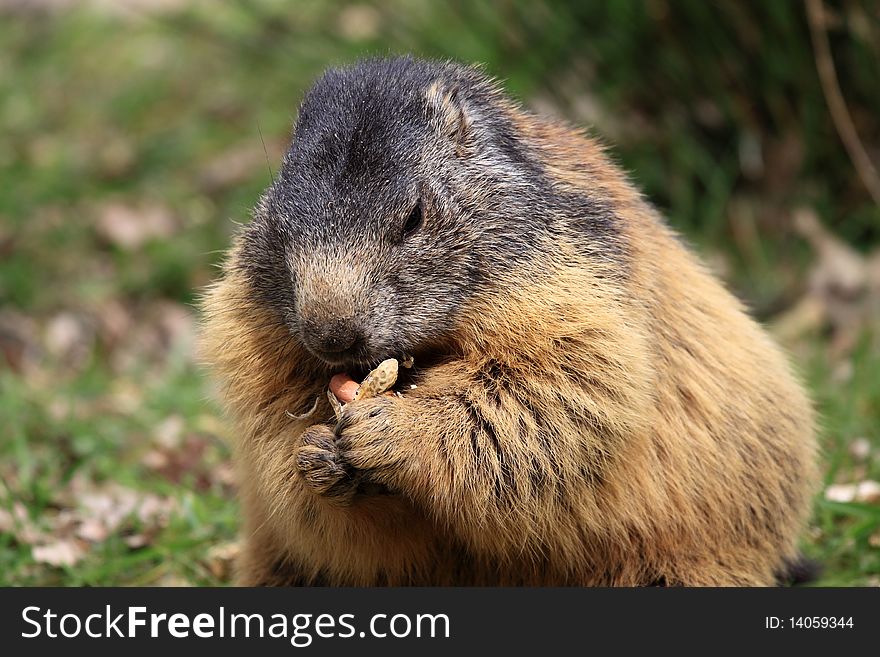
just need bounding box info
[237,57,568,367]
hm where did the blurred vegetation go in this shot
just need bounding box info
[0,0,878,585]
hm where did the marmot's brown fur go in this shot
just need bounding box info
[200,57,819,586]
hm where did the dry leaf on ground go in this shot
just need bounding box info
[95,202,177,251]
[198,140,284,193]
[849,438,872,462]
[825,480,880,504]
[205,541,240,580]
[32,539,87,567]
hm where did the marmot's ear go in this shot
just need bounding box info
[425,81,473,156]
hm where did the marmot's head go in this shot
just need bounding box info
[235,56,613,367]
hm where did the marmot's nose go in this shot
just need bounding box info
[309,318,363,357]
[321,321,360,353]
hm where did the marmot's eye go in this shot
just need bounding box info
[402,203,423,238]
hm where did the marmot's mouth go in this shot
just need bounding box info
[307,344,409,375]
[323,355,418,395]
[309,349,372,370]
[318,348,444,392]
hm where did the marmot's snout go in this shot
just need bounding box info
[300,315,366,363]
[295,262,375,365]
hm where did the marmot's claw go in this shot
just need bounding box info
[332,397,399,479]
[333,395,393,439]
[295,425,358,505]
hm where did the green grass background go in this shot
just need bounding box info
[1,0,878,585]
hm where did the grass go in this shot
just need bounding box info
[803,333,880,585]
[0,1,877,586]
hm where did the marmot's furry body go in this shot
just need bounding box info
[200,57,818,586]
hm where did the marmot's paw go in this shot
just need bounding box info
[334,395,403,483]
[295,425,358,505]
